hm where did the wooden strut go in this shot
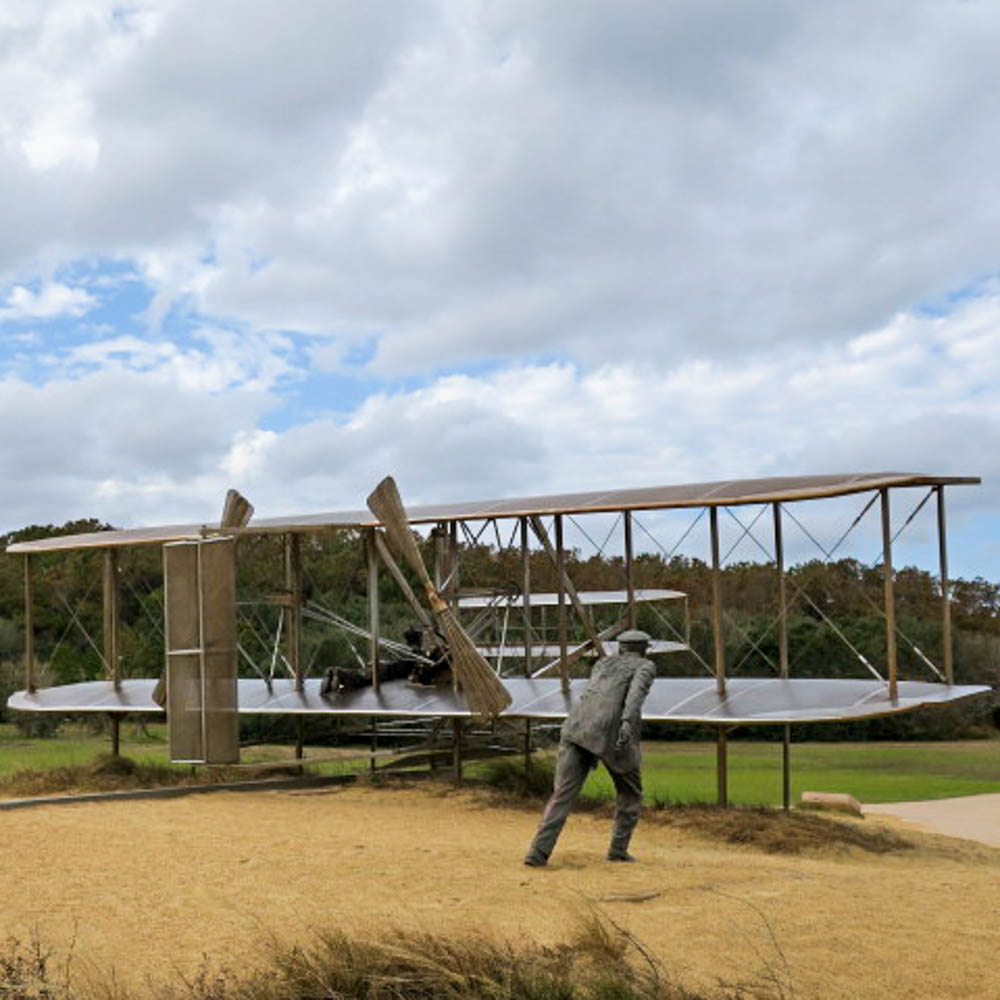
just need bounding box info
[103,548,120,688]
[284,534,303,692]
[24,555,35,693]
[556,514,568,693]
[452,718,463,783]
[937,486,953,685]
[366,528,380,690]
[373,532,434,630]
[710,508,728,805]
[773,502,791,811]
[881,489,898,702]
[284,533,304,762]
[717,728,729,807]
[528,515,608,658]
[520,517,534,677]
[103,547,121,758]
[624,511,636,629]
[709,507,726,697]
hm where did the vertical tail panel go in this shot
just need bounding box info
[199,537,239,763]
[164,541,203,762]
[164,537,239,764]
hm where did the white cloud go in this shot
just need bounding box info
[174,294,1000,520]
[0,1,998,367]
[0,282,95,320]
[0,1,998,581]
[0,291,994,578]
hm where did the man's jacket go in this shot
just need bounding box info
[560,651,655,772]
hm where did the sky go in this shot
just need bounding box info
[1,0,998,581]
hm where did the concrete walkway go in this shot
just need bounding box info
[863,793,1000,848]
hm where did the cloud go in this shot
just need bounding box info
[0,1,997,582]
[0,282,95,321]
[1,1,999,370]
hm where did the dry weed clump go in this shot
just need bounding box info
[0,932,71,999]
[646,802,913,855]
[0,755,191,798]
[144,919,745,1000]
[0,755,324,800]
[1,920,789,1000]
[474,757,560,803]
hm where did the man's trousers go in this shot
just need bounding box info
[526,740,642,862]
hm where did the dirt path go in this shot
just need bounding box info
[1,784,999,999]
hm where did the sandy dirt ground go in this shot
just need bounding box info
[2,784,999,999]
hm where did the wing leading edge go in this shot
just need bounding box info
[7,677,989,727]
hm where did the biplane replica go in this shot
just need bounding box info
[6,472,992,806]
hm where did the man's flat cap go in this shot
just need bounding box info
[617,629,651,645]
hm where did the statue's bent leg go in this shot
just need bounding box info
[607,765,642,858]
[526,742,594,863]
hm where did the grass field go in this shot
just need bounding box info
[584,738,1000,804]
[2,722,999,803]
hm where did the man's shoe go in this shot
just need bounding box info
[523,854,548,868]
[607,851,636,862]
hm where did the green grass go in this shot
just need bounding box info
[0,721,175,774]
[579,739,1000,805]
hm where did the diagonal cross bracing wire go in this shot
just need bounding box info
[633,507,707,563]
[780,489,945,680]
[723,504,883,681]
[722,504,771,564]
[564,509,715,677]
[53,585,106,670]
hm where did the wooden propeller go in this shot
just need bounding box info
[366,476,512,720]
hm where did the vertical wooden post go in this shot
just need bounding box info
[285,534,303,692]
[433,524,447,590]
[367,528,380,690]
[624,511,636,629]
[452,717,463,783]
[936,486,953,685]
[717,729,728,807]
[555,514,569,693]
[449,521,459,607]
[710,507,729,805]
[103,548,120,687]
[521,517,532,676]
[773,503,791,811]
[370,716,377,775]
[285,533,305,762]
[710,507,725,697]
[773,504,788,678]
[881,489,898,702]
[24,555,35,693]
[103,547,122,758]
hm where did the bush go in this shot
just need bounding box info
[477,755,556,800]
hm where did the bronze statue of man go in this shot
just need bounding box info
[524,629,655,867]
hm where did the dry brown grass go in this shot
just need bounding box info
[0,754,191,798]
[0,754,319,800]
[1,917,787,1000]
[643,802,914,856]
